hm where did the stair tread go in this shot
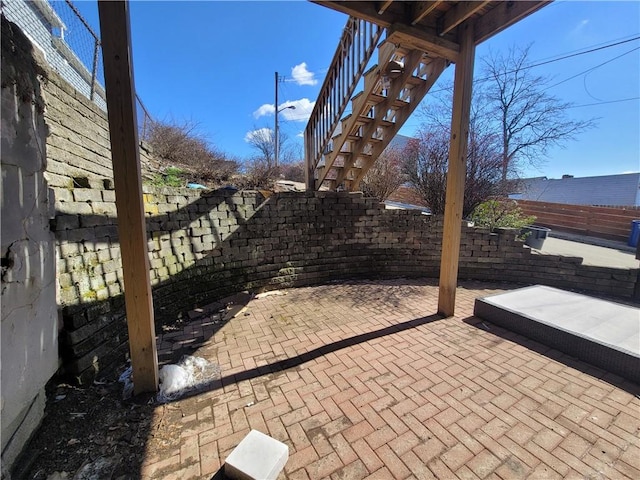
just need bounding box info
[355,115,394,127]
[369,93,410,107]
[406,76,427,86]
[347,134,383,143]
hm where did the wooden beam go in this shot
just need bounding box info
[439,1,490,36]
[411,1,443,26]
[387,23,460,62]
[98,0,158,394]
[474,1,551,44]
[438,20,476,317]
[305,128,313,190]
[378,0,394,15]
[311,1,402,27]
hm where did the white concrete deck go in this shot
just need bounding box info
[474,285,640,383]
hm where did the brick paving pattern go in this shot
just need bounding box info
[143,279,640,479]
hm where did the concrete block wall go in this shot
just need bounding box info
[457,229,638,297]
[41,62,156,383]
[53,184,637,355]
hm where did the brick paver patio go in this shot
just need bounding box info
[143,279,640,479]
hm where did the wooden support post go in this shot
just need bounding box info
[98,1,158,393]
[304,128,313,191]
[438,20,476,317]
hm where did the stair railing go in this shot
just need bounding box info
[305,17,383,189]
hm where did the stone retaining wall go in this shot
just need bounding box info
[54,187,639,383]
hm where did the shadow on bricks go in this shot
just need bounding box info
[162,312,443,404]
[462,316,640,396]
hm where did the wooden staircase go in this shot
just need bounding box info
[306,26,447,191]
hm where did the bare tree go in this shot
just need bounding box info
[403,131,449,214]
[483,45,596,180]
[407,85,504,216]
[245,127,275,166]
[360,145,406,201]
[245,126,290,168]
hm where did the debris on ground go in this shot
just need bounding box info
[118,366,134,400]
[17,372,180,480]
[255,290,287,299]
[157,355,221,403]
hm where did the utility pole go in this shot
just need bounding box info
[274,72,295,168]
[274,71,279,168]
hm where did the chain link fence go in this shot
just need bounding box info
[50,0,103,101]
[2,0,153,137]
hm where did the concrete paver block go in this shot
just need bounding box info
[224,429,289,480]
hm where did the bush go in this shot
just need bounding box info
[469,199,535,231]
[238,158,279,189]
[145,119,239,187]
[150,166,185,187]
[279,161,305,183]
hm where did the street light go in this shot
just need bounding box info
[275,70,296,168]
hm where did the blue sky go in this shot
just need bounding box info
[75,1,639,179]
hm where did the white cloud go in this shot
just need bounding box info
[253,103,275,119]
[251,98,316,123]
[279,98,315,122]
[291,62,318,86]
[244,127,273,143]
[570,19,589,36]
[296,131,305,138]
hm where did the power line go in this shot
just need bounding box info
[516,36,640,70]
[544,46,640,91]
[567,97,640,109]
[319,34,640,98]
[529,32,640,64]
[426,35,640,96]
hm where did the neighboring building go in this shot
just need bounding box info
[1,0,107,110]
[509,173,640,207]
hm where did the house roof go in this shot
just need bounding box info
[387,133,413,151]
[511,173,640,207]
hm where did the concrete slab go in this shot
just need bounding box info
[224,429,288,480]
[474,285,640,383]
[538,237,639,269]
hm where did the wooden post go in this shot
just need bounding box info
[438,21,476,317]
[98,1,158,393]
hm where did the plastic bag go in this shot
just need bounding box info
[118,366,134,400]
[158,364,192,400]
[157,355,221,403]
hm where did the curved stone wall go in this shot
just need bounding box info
[55,187,639,383]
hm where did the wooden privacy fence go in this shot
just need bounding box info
[518,200,640,243]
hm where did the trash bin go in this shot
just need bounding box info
[629,220,640,248]
[522,225,551,250]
